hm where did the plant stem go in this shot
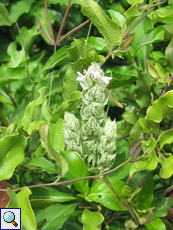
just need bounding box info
[44,1,55,44]
[56,0,71,44]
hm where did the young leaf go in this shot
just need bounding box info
[147,90,173,123]
[61,150,89,195]
[81,209,104,230]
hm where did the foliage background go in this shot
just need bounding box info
[1,0,173,229]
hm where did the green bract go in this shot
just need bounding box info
[63,62,117,174]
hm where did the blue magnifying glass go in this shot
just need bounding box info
[3,211,18,227]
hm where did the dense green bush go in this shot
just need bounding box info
[1,0,173,229]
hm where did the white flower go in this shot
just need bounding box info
[76,62,112,84]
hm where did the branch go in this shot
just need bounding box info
[38,19,53,45]
[44,1,55,44]
[0,155,133,192]
[56,19,90,45]
[56,0,71,44]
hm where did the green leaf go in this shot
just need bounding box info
[139,118,155,134]
[42,100,52,122]
[61,150,89,195]
[110,220,125,230]
[152,197,173,217]
[0,3,11,26]
[62,50,105,101]
[158,155,173,179]
[7,187,36,230]
[0,67,27,88]
[26,156,58,174]
[166,38,173,74]
[9,0,34,22]
[152,6,173,24]
[88,178,126,211]
[28,121,47,135]
[137,26,164,51]
[128,0,143,5]
[130,138,158,178]
[131,16,152,70]
[39,46,69,75]
[159,129,173,149]
[39,123,69,176]
[68,39,86,62]
[81,209,104,230]
[36,202,79,230]
[85,37,107,51]
[80,0,122,48]
[145,216,166,230]
[16,25,40,51]
[22,88,47,132]
[130,120,143,143]
[7,41,25,67]
[108,10,126,27]
[135,73,151,109]
[147,90,173,123]
[30,187,78,203]
[49,119,65,151]
[51,91,82,123]
[122,185,132,198]
[137,173,154,210]
[0,126,27,181]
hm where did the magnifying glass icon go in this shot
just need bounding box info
[3,211,18,227]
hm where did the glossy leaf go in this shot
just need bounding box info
[166,38,173,74]
[7,187,36,230]
[158,155,173,179]
[51,91,82,123]
[0,3,11,26]
[26,156,58,174]
[159,129,173,149]
[22,88,47,132]
[81,209,104,230]
[30,187,78,203]
[135,73,151,109]
[0,126,27,181]
[39,123,69,176]
[0,67,27,88]
[137,173,154,210]
[152,7,173,24]
[137,26,164,50]
[39,46,69,75]
[152,197,173,217]
[80,0,122,48]
[49,118,65,151]
[61,150,89,195]
[88,178,126,211]
[36,202,79,230]
[145,216,166,230]
[147,90,173,123]
[108,10,126,27]
[130,120,143,143]
[130,138,158,178]
[9,0,34,22]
